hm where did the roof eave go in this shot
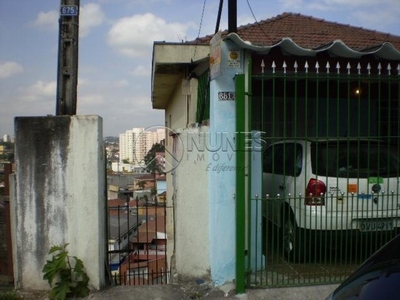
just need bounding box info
[151,42,210,109]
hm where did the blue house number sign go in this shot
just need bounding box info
[60,5,79,16]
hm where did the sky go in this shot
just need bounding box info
[1,0,400,138]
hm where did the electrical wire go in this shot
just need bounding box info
[196,0,207,41]
[245,0,274,44]
[193,0,207,61]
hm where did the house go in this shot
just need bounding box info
[154,151,166,178]
[151,12,400,289]
[132,217,167,255]
[117,212,168,285]
[107,198,144,272]
[132,173,155,190]
[156,176,166,195]
[107,173,155,200]
[118,255,167,286]
[156,191,166,206]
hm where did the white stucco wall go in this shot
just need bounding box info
[164,76,212,279]
[173,127,210,277]
[165,75,187,278]
[12,116,106,290]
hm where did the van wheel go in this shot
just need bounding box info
[282,214,307,263]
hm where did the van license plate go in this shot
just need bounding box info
[359,220,393,232]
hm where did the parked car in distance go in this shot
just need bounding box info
[326,234,400,299]
[263,139,400,262]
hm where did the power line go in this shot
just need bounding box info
[193,0,207,61]
[246,0,274,44]
[196,0,207,40]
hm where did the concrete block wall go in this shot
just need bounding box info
[11,116,106,290]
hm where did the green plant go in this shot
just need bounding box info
[42,244,89,300]
[136,180,147,190]
[150,187,157,196]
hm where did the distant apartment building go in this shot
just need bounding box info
[2,134,11,143]
[119,128,165,164]
[119,128,144,164]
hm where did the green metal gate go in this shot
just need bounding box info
[238,57,400,289]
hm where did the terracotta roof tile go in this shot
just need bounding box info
[192,12,400,51]
[136,174,155,180]
[131,217,166,244]
[108,198,127,207]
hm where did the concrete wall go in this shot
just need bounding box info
[165,77,191,278]
[162,41,247,284]
[173,127,210,277]
[11,116,106,290]
[208,40,245,285]
[164,77,212,279]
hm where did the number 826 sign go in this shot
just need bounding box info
[218,91,235,101]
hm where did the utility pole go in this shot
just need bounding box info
[228,0,237,33]
[216,0,237,34]
[56,0,80,115]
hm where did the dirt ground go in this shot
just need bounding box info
[1,275,231,300]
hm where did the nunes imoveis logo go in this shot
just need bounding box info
[185,130,265,173]
[134,126,183,174]
[134,126,266,173]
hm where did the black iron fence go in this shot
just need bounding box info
[106,198,171,286]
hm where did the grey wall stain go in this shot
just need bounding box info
[15,116,71,279]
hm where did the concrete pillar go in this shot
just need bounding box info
[11,116,106,290]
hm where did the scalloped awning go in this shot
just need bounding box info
[225,33,400,60]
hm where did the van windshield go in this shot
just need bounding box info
[311,141,400,178]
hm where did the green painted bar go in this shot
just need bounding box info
[235,73,246,294]
[246,60,252,285]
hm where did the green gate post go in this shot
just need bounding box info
[235,73,246,294]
